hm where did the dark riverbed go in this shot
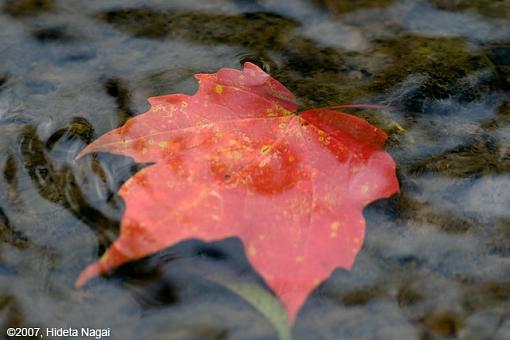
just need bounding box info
[1,0,510,339]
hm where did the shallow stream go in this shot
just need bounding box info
[1,0,510,339]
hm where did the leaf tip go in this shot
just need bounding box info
[75,262,102,288]
[75,147,90,161]
[242,61,263,72]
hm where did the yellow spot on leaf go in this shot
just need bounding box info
[260,145,271,154]
[158,141,168,148]
[232,151,241,160]
[181,101,188,108]
[248,243,257,256]
[330,221,341,232]
[214,84,223,94]
[142,148,148,155]
[148,139,155,145]
[262,271,273,280]
[279,123,286,130]
[351,166,360,173]
[288,155,295,163]
[361,184,369,193]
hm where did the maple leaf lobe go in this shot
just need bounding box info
[75,62,399,323]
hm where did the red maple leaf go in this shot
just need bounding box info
[75,62,399,322]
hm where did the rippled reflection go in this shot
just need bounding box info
[0,0,509,338]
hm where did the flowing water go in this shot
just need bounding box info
[1,0,510,339]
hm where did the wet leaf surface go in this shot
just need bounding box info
[1,0,510,338]
[75,63,399,322]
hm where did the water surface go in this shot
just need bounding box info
[1,0,510,338]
